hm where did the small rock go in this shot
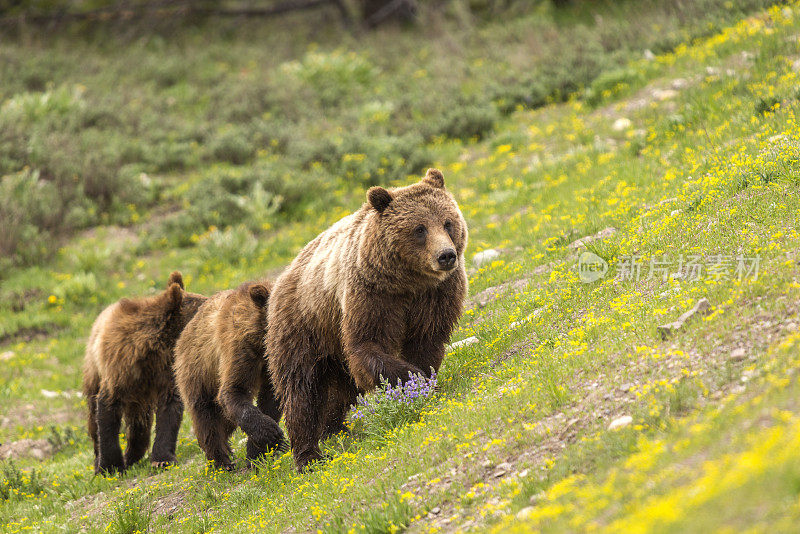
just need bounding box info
[705,66,720,76]
[657,297,713,340]
[568,227,617,250]
[473,249,501,268]
[620,383,633,393]
[730,348,747,362]
[41,389,60,399]
[670,209,683,217]
[608,415,633,431]
[448,336,479,351]
[0,439,54,461]
[516,506,536,520]
[0,351,14,361]
[430,507,441,515]
[653,89,678,101]
[529,491,545,504]
[612,117,632,131]
[518,469,529,478]
[643,49,656,61]
[492,468,508,478]
[481,459,494,468]
[671,78,689,90]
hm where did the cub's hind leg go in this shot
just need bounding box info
[151,385,184,467]
[95,391,124,474]
[190,391,235,470]
[123,404,152,468]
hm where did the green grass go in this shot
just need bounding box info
[0,0,782,269]
[3,0,800,532]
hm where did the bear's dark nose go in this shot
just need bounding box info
[437,249,457,270]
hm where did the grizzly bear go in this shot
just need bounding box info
[266,168,468,470]
[174,280,287,470]
[82,272,207,474]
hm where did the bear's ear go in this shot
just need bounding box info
[422,168,445,189]
[165,283,183,312]
[367,187,393,213]
[168,271,184,289]
[118,298,139,315]
[249,284,270,308]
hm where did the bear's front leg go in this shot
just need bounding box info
[256,368,282,423]
[95,392,125,474]
[342,294,422,390]
[403,271,467,375]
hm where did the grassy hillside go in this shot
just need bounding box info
[0,0,779,269]
[2,0,800,532]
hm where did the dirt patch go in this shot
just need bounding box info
[1,402,76,431]
[0,323,64,345]
[0,439,54,461]
[4,288,45,313]
[153,491,185,519]
[469,278,534,309]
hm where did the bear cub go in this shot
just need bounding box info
[174,280,287,470]
[267,168,468,470]
[82,272,207,474]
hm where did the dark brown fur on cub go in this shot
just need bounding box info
[267,169,468,470]
[174,280,287,469]
[82,272,207,474]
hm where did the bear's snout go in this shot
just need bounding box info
[437,248,457,271]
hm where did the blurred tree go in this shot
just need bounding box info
[0,0,25,15]
[361,0,417,27]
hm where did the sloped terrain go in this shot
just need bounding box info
[2,2,800,533]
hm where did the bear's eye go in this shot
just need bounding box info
[413,224,427,241]
[444,220,453,232]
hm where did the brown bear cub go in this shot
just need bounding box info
[174,280,287,470]
[267,168,468,470]
[82,272,207,474]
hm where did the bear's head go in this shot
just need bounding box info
[166,271,208,328]
[366,168,467,285]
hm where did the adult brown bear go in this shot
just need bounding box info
[174,280,287,470]
[82,272,207,474]
[266,169,468,470]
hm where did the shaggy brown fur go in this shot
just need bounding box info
[174,280,287,469]
[266,169,468,470]
[82,272,207,474]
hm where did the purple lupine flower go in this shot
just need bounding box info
[350,370,437,422]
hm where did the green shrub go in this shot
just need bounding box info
[209,126,256,164]
[281,49,379,107]
[106,493,153,534]
[0,461,48,501]
[0,170,60,269]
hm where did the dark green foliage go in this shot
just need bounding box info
[0,0,784,269]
